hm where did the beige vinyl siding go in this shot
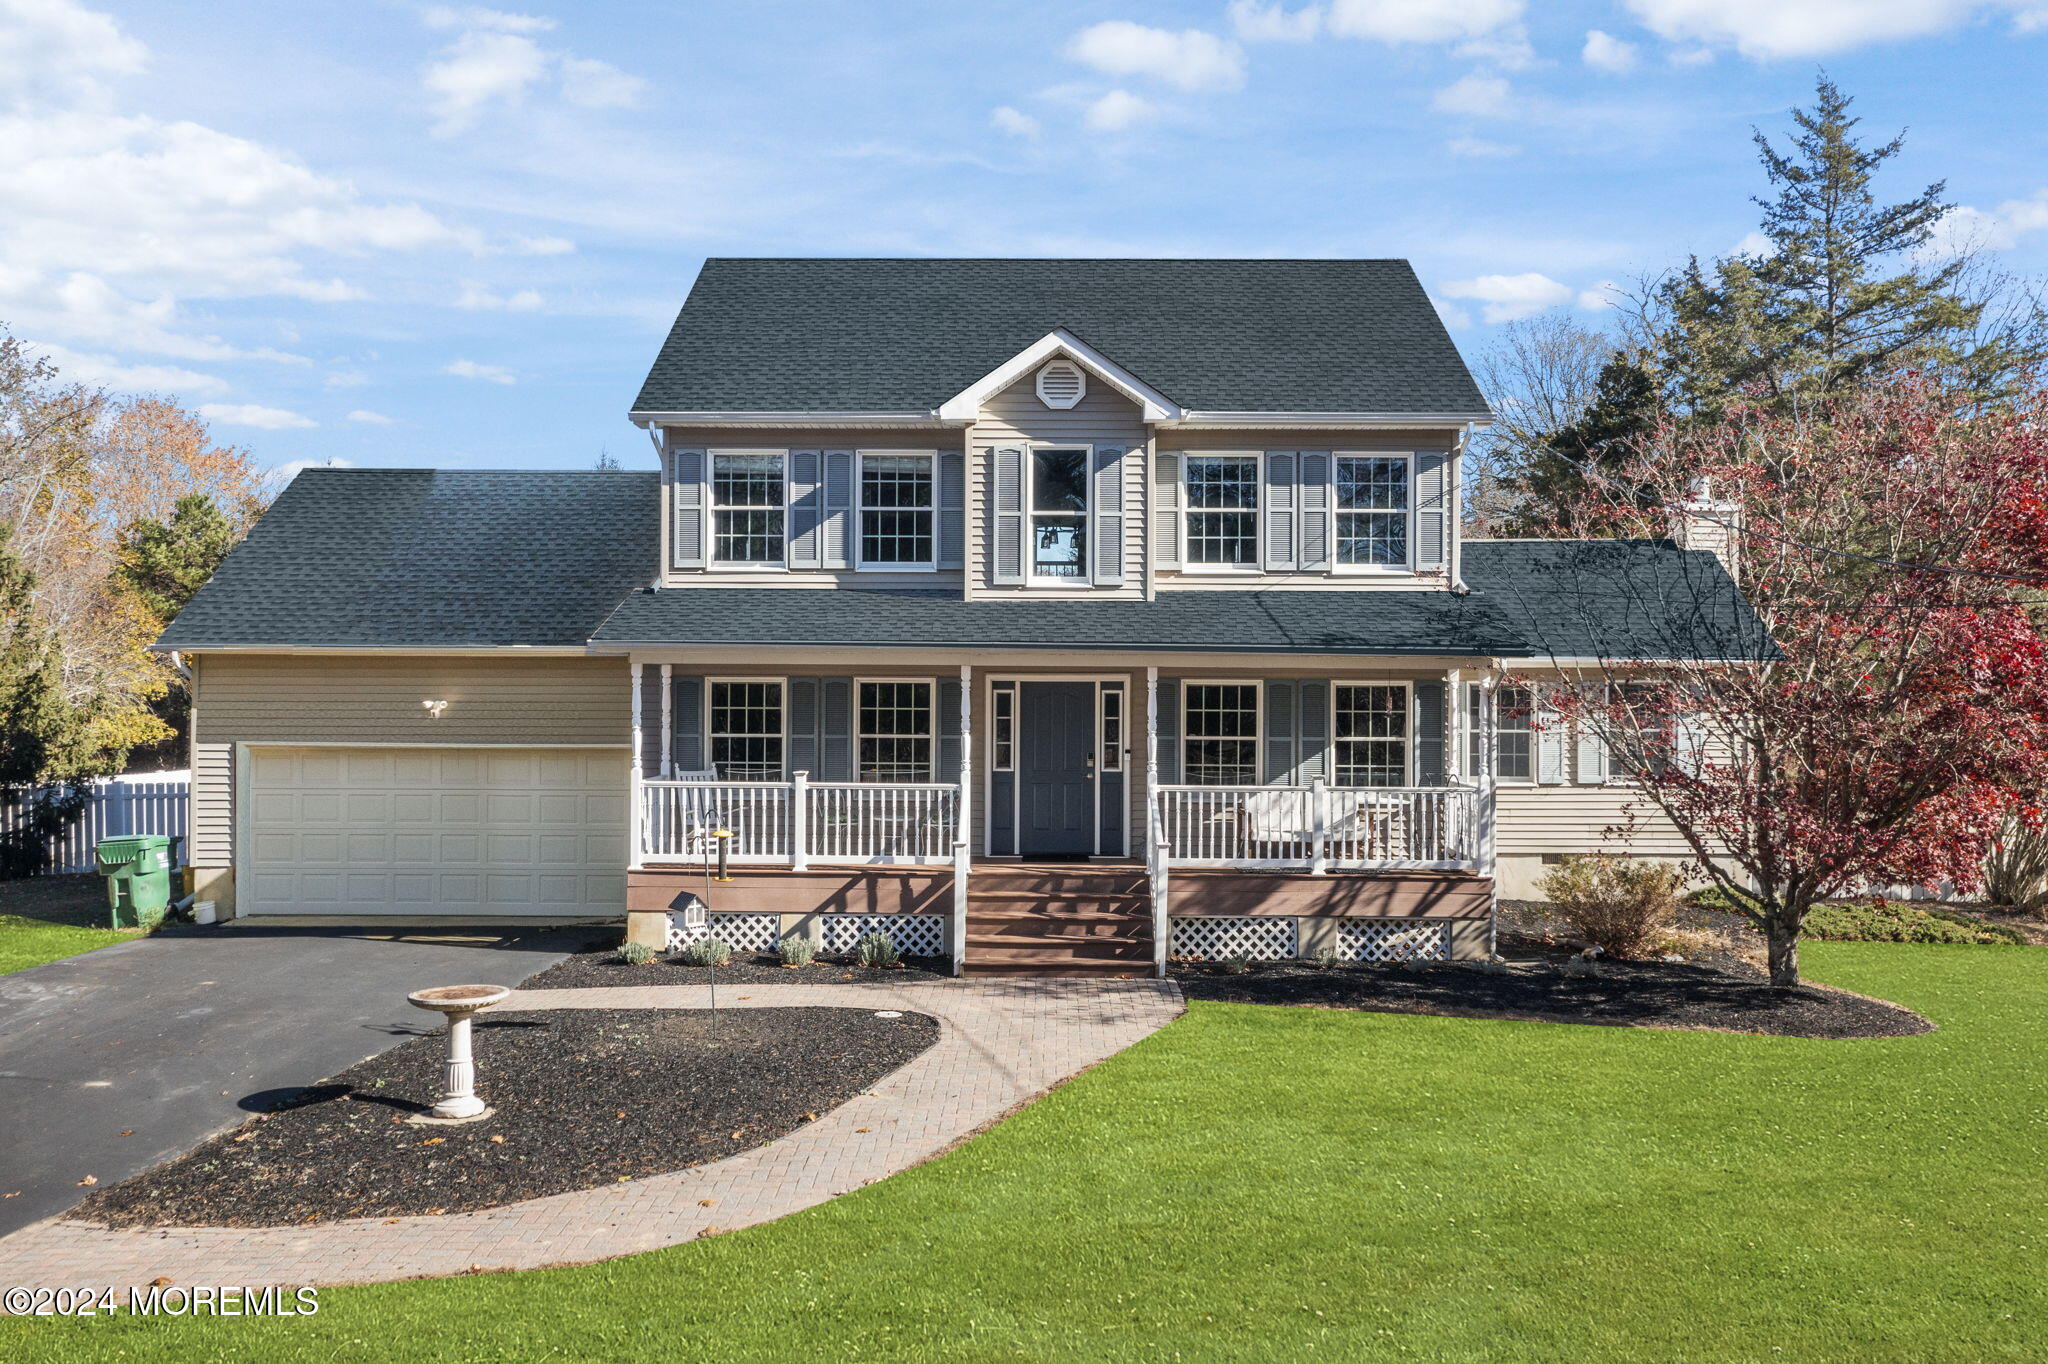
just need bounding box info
[658,426,967,590]
[1159,427,1459,590]
[968,374,1146,599]
[190,741,234,865]
[1494,785,1694,856]
[194,654,630,747]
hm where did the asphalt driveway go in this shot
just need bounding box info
[0,922,592,1238]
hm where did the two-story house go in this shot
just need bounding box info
[159,258,1760,976]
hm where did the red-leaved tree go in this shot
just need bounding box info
[1507,372,2048,985]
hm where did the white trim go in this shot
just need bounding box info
[634,411,953,427]
[854,675,940,783]
[1034,358,1087,410]
[1330,450,1416,576]
[1163,411,1494,428]
[705,447,789,570]
[156,645,596,656]
[1330,679,1416,787]
[1179,678,1264,786]
[703,675,791,780]
[1467,680,1536,786]
[852,448,939,573]
[228,741,632,749]
[1024,444,1093,587]
[985,673,1131,859]
[1178,451,1264,574]
[937,330,1182,422]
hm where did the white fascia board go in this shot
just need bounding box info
[935,330,1183,422]
[1163,411,1496,429]
[151,643,595,656]
[630,411,960,428]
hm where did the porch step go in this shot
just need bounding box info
[969,871,1149,897]
[962,959,1155,979]
[968,918,1150,943]
[963,862,1155,975]
[967,890,1147,908]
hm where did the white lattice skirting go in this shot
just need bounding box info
[1338,920,1452,963]
[1169,916,1299,962]
[666,912,781,953]
[821,914,946,957]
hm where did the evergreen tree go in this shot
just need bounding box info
[0,530,100,875]
[1659,75,2040,415]
[114,494,237,625]
[1502,351,1662,535]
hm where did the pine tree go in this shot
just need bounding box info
[114,494,237,625]
[1502,351,1662,535]
[1660,75,2040,415]
[0,530,100,875]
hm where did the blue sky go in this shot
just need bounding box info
[5,0,2047,476]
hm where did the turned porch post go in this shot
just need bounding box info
[952,662,972,976]
[1146,666,1167,978]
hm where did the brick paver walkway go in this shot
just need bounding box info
[0,979,1182,1290]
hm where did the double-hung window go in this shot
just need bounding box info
[858,681,935,782]
[1466,684,1533,782]
[1182,683,1259,785]
[1607,681,1676,781]
[711,451,785,564]
[1335,454,1410,569]
[858,453,935,568]
[1030,448,1089,579]
[708,680,785,779]
[1333,684,1409,787]
[1184,455,1259,567]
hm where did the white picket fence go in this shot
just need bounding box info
[0,771,190,875]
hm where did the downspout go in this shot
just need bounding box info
[1449,425,1471,594]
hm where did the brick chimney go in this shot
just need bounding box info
[1670,478,1742,580]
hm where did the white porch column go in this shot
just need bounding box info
[952,663,973,976]
[1145,666,1167,978]
[1477,671,1500,880]
[659,663,673,778]
[628,661,644,870]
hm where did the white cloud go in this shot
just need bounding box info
[1431,73,1514,118]
[29,342,227,397]
[1621,1,2045,60]
[1084,89,1160,133]
[1440,272,1574,323]
[444,358,516,384]
[1926,189,2048,255]
[1067,21,1246,93]
[0,0,146,110]
[558,56,647,109]
[454,282,544,310]
[345,409,395,425]
[1577,280,1622,311]
[323,369,369,388]
[271,455,355,482]
[1733,229,1776,258]
[1326,0,1525,44]
[514,233,576,255]
[991,105,1041,138]
[1447,136,1518,158]
[422,8,646,133]
[199,402,315,430]
[1228,1,1324,41]
[1582,29,1640,70]
[1430,295,1474,329]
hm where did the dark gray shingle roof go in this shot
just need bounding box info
[1463,540,1775,663]
[632,258,1492,416]
[592,585,1528,656]
[159,469,658,648]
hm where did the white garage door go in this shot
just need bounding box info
[243,746,628,917]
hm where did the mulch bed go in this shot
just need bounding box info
[522,946,957,989]
[77,1006,938,1229]
[1170,949,1933,1039]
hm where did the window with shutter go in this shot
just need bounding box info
[1333,684,1410,787]
[710,451,787,564]
[856,451,935,568]
[1034,359,1086,409]
[1334,453,1412,570]
[1183,454,1259,568]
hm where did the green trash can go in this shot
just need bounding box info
[95,834,174,929]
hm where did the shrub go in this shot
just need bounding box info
[1220,953,1253,975]
[618,940,656,966]
[777,934,817,967]
[1309,946,1340,970]
[854,931,900,968]
[1801,901,2027,945]
[1538,855,1687,959]
[679,935,734,967]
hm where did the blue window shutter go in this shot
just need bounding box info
[787,450,824,569]
[1414,681,1446,786]
[937,451,966,569]
[991,447,1026,585]
[1298,452,1331,571]
[788,677,820,775]
[1154,452,1183,570]
[821,451,853,569]
[1298,680,1330,782]
[1264,451,1298,571]
[671,448,707,569]
[938,678,963,782]
[1156,679,1181,783]
[1264,680,1297,784]
[637,669,665,775]
[671,675,704,772]
[1415,450,1448,571]
[820,677,853,780]
[1091,445,1126,586]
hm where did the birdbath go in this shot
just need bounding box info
[406,984,512,1123]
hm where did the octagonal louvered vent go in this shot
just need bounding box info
[1035,359,1086,410]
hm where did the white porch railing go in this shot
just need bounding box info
[1152,781,1485,870]
[638,774,960,867]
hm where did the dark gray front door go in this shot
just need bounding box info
[1018,681,1095,857]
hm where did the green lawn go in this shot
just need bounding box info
[10,944,2045,1362]
[0,875,143,977]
